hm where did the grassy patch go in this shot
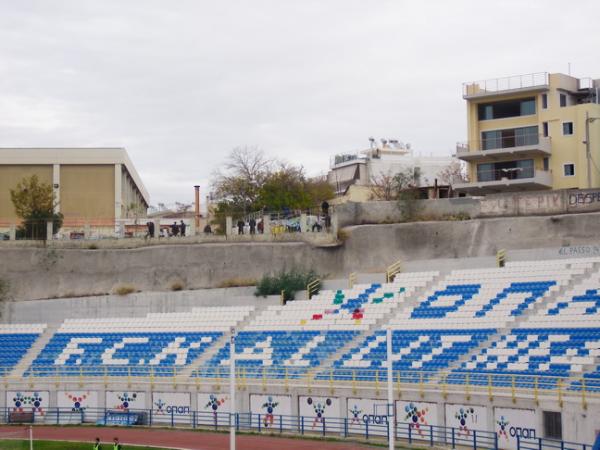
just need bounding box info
[0,440,176,450]
[217,277,257,288]
[113,284,136,296]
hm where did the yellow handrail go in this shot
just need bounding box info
[11,365,600,404]
[497,249,506,267]
[307,278,320,299]
[349,272,357,288]
[386,259,402,282]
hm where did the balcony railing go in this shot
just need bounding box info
[477,167,534,182]
[481,132,539,150]
[454,169,552,192]
[463,72,548,97]
[456,135,550,154]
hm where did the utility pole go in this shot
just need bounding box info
[586,112,592,189]
[229,327,236,450]
[386,327,395,450]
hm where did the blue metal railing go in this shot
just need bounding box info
[0,407,591,450]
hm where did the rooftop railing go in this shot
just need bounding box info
[463,72,549,97]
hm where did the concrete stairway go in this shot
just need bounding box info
[11,324,59,378]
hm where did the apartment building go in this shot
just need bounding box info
[454,72,600,194]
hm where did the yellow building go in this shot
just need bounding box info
[455,72,600,194]
[0,148,149,232]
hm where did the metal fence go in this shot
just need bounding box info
[5,366,599,407]
[0,407,591,450]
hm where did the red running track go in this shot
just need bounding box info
[0,426,378,450]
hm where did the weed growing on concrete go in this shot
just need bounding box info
[113,284,136,296]
[217,278,257,288]
[169,280,185,291]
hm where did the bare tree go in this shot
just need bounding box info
[437,160,469,186]
[370,167,421,201]
[224,146,273,182]
[175,202,193,213]
[211,146,274,211]
[370,170,398,201]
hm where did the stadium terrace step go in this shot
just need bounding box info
[1,256,600,391]
[9,323,57,379]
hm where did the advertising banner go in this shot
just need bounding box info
[346,398,390,437]
[396,400,439,441]
[6,391,50,418]
[494,408,538,450]
[105,391,146,411]
[151,392,191,424]
[298,395,340,430]
[57,390,99,422]
[444,404,489,442]
[197,392,230,427]
[249,394,293,430]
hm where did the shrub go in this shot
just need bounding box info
[169,280,185,291]
[113,284,136,296]
[87,243,99,250]
[337,229,349,243]
[255,268,320,301]
[217,278,257,288]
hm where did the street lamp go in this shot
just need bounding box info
[584,112,600,189]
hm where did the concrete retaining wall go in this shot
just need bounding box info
[3,287,280,324]
[3,212,600,301]
[335,188,600,228]
[335,198,479,228]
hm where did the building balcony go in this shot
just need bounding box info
[454,168,552,195]
[455,135,551,162]
[463,72,549,99]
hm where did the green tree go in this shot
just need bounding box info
[10,175,63,240]
[210,147,334,231]
[258,164,310,210]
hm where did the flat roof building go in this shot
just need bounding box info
[327,140,455,202]
[455,72,600,194]
[0,148,149,231]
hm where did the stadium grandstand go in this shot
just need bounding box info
[0,256,599,449]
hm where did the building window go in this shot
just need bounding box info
[543,157,549,171]
[563,122,574,135]
[543,411,562,440]
[541,93,548,109]
[560,93,567,107]
[478,97,536,120]
[543,122,549,137]
[564,163,575,176]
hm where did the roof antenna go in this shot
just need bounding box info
[568,62,571,76]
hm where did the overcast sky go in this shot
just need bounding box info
[1,1,599,207]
